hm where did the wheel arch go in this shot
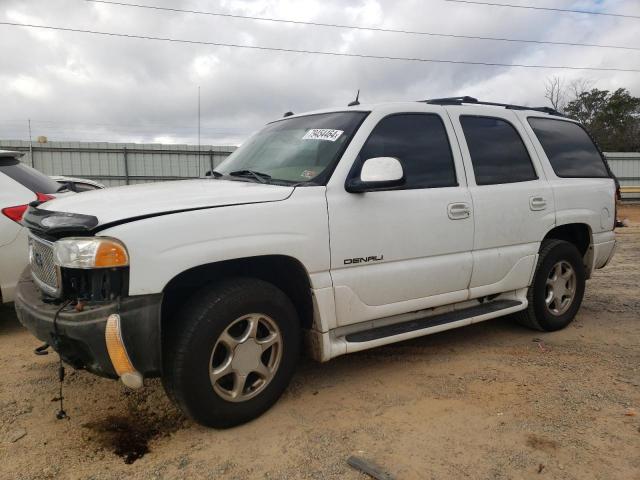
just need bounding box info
[161,255,314,336]
[542,222,594,277]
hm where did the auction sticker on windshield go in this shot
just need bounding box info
[302,129,344,141]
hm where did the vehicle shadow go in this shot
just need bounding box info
[294,315,535,384]
[0,302,23,334]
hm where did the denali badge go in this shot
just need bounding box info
[344,255,384,265]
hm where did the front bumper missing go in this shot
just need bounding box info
[14,268,163,383]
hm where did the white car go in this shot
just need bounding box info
[15,98,617,428]
[0,150,72,303]
[50,176,105,192]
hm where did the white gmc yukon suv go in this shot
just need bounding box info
[15,97,617,428]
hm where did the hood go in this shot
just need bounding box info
[32,179,294,230]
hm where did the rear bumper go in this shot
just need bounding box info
[14,268,162,379]
[592,231,617,270]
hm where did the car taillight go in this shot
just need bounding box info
[36,192,54,202]
[1,192,54,224]
[1,204,29,223]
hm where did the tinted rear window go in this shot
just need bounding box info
[460,116,537,185]
[0,159,60,193]
[528,118,609,178]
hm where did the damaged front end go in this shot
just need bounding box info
[15,206,162,388]
[23,206,129,304]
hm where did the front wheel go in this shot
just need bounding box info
[163,278,300,428]
[515,239,586,332]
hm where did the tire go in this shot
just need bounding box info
[163,278,300,428]
[515,239,586,332]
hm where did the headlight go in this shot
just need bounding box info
[53,237,129,269]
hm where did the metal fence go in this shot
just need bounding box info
[604,152,640,200]
[1,140,638,198]
[0,140,236,187]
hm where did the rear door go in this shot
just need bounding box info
[447,107,555,298]
[327,108,474,326]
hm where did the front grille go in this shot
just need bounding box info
[29,234,59,295]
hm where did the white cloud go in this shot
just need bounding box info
[0,0,638,144]
[8,75,50,99]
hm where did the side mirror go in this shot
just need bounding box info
[345,157,405,193]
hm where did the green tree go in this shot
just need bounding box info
[564,88,640,152]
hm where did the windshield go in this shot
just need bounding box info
[216,111,368,184]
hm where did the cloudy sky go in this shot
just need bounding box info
[1,0,638,146]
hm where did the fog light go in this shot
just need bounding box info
[105,314,143,389]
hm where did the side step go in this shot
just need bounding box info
[345,300,522,343]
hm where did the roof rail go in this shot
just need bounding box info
[422,96,564,116]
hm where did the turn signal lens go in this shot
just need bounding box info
[105,314,136,376]
[95,240,129,268]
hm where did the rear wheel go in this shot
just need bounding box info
[515,239,586,332]
[163,278,300,428]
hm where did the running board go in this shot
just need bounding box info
[345,300,522,343]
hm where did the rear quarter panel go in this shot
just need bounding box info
[549,178,616,234]
[0,175,32,302]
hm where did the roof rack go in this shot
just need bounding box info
[422,96,564,116]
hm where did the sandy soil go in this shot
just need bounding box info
[1,206,639,480]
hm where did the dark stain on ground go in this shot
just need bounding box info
[83,408,185,464]
[526,433,559,452]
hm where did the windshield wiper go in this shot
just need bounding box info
[205,170,223,178]
[228,169,272,184]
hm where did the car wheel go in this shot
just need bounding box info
[515,239,586,332]
[163,278,300,428]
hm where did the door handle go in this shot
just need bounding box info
[448,202,471,220]
[529,196,547,211]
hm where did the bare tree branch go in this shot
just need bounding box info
[544,76,566,112]
[568,78,594,98]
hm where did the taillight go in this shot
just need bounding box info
[1,192,54,224]
[36,192,54,202]
[1,204,29,223]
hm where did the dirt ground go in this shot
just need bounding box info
[1,206,639,480]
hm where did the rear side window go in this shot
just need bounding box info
[357,113,457,189]
[528,118,609,178]
[460,116,537,185]
[0,159,60,194]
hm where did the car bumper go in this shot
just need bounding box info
[592,231,617,270]
[14,268,163,380]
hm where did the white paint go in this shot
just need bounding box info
[359,157,403,182]
[30,101,618,360]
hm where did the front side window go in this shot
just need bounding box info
[460,116,537,185]
[216,111,368,185]
[528,117,609,178]
[355,113,457,189]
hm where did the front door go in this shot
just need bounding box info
[326,110,474,326]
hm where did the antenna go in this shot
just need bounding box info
[197,86,201,174]
[348,89,360,106]
[27,118,34,167]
